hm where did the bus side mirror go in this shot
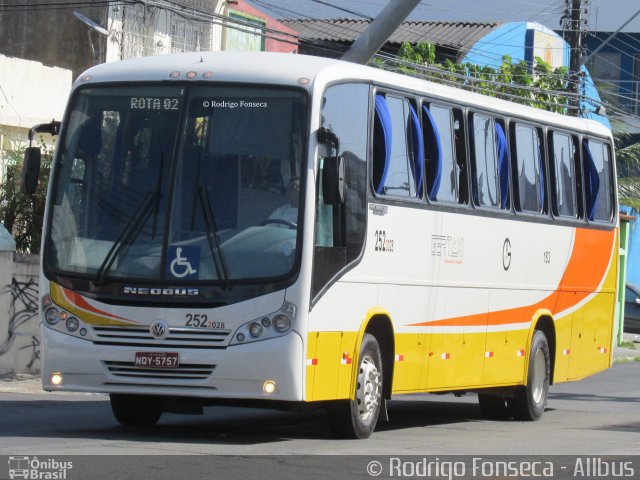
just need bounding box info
[21,147,41,195]
[21,120,60,195]
[322,155,345,205]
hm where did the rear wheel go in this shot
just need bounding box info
[508,330,550,420]
[328,333,383,439]
[110,394,163,427]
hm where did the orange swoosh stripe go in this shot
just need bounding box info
[410,228,616,328]
[51,283,136,326]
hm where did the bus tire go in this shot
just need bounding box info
[508,330,550,421]
[110,393,163,427]
[327,333,383,439]
[477,394,512,419]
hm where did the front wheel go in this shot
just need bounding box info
[328,333,384,439]
[508,330,550,420]
[110,394,163,427]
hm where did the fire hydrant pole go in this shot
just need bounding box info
[341,0,422,65]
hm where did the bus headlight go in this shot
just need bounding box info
[41,298,91,340]
[230,301,296,345]
[249,323,263,338]
[273,314,291,333]
[45,307,60,325]
[65,317,80,332]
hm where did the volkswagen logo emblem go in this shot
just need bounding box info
[150,320,169,339]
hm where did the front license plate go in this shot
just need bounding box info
[134,352,179,368]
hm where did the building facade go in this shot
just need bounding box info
[585,32,640,128]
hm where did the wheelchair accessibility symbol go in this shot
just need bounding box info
[166,245,200,280]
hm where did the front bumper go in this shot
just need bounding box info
[41,324,304,401]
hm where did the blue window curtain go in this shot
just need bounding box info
[374,94,392,195]
[422,105,442,201]
[582,139,600,221]
[537,141,545,212]
[495,122,509,209]
[409,104,424,198]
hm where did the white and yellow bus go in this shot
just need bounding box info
[30,51,617,438]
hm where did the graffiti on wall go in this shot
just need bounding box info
[19,336,41,370]
[0,278,40,371]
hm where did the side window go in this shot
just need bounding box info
[423,103,460,203]
[313,83,368,298]
[583,138,613,222]
[471,113,502,208]
[372,94,421,198]
[549,131,578,218]
[512,123,544,214]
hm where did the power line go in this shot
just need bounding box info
[0,1,134,12]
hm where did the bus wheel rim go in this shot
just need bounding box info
[531,348,546,404]
[357,354,381,422]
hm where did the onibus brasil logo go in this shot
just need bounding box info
[8,456,72,479]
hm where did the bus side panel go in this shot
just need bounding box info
[307,282,378,401]
[305,333,318,401]
[391,332,425,393]
[566,228,618,381]
[568,292,615,380]
[482,289,531,385]
[306,331,341,401]
[422,288,488,391]
[379,284,432,393]
[551,292,575,382]
[337,332,358,399]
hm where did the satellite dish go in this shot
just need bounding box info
[73,11,109,36]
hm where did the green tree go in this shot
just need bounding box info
[392,43,570,113]
[0,145,52,253]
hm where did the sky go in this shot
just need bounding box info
[246,0,640,33]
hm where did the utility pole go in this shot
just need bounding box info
[341,0,421,65]
[563,0,587,115]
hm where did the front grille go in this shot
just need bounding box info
[104,360,215,380]
[92,325,230,348]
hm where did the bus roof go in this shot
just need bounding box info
[77,51,611,138]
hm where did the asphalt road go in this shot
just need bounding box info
[1,362,638,458]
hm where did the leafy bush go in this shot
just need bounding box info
[388,42,570,113]
[0,145,52,253]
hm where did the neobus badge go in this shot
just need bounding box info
[123,286,199,296]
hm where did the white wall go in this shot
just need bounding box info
[0,55,72,130]
[0,55,72,179]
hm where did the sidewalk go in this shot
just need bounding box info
[1,335,638,395]
[613,332,640,363]
[0,373,46,394]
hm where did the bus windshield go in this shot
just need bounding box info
[46,84,307,284]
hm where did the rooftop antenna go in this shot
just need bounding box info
[73,11,109,65]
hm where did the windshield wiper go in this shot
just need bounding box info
[93,191,158,285]
[197,185,229,283]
